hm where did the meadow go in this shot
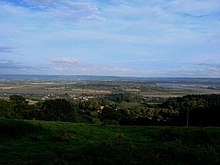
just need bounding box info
[1,118,220,165]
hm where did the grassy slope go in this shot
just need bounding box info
[1,118,220,165]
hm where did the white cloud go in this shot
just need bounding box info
[52,63,133,76]
[0,46,14,53]
[196,62,220,68]
[0,59,34,71]
[50,57,80,64]
[165,0,220,15]
[22,0,104,22]
[154,65,220,78]
[0,59,20,69]
[1,0,220,77]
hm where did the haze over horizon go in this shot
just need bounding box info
[0,0,220,77]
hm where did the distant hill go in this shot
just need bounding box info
[1,74,220,83]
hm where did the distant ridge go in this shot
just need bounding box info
[0,74,220,83]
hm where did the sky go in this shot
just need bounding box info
[0,0,220,77]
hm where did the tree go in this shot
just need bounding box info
[100,106,122,123]
[40,99,76,122]
[0,99,10,117]
[9,95,29,119]
[10,95,27,105]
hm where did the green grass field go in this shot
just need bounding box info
[1,118,220,165]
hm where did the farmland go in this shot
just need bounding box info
[1,75,220,100]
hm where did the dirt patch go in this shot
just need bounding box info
[0,86,17,90]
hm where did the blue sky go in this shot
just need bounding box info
[0,0,220,77]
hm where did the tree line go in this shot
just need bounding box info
[0,94,220,126]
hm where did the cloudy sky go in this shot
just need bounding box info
[0,0,220,77]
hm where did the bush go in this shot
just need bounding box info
[102,119,119,125]
[0,119,44,138]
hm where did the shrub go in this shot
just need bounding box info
[0,119,44,138]
[102,119,119,125]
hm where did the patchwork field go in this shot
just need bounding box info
[1,76,220,99]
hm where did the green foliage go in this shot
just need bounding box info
[10,95,26,104]
[1,94,220,126]
[8,95,30,119]
[100,106,122,122]
[162,94,220,126]
[1,118,220,164]
[0,118,44,138]
[102,119,119,125]
[0,99,10,116]
[39,99,77,122]
[108,92,142,103]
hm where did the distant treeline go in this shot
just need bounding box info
[0,94,220,126]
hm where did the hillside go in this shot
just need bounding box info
[1,118,220,164]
